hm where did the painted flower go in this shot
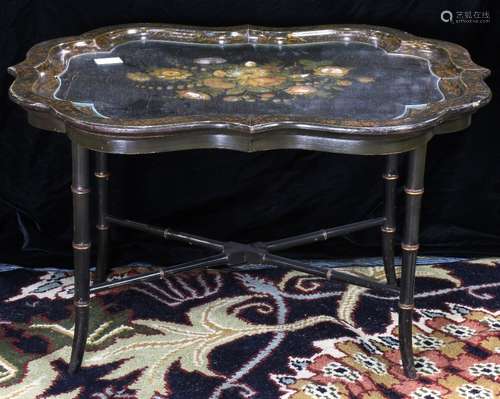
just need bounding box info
[259,93,275,101]
[151,67,192,80]
[202,78,235,89]
[357,76,375,83]
[193,57,226,65]
[285,85,318,95]
[229,66,271,80]
[212,70,226,78]
[177,90,210,100]
[126,72,151,82]
[244,76,286,88]
[337,80,352,87]
[313,66,350,77]
[223,96,241,102]
[291,73,310,80]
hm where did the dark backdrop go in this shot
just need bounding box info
[1,0,499,269]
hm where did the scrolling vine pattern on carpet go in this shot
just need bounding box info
[0,258,498,398]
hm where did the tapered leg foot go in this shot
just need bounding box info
[399,306,416,379]
[68,304,90,374]
[382,154,398,286]
[399,144,426,379]
[95,152,110,283]
[69,143,91,374]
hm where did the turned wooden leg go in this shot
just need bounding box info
[381,154,398,286]
[95,152,110,283]
[399,144,426,379]
[69,143,91,374]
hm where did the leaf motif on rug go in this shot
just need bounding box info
[84,295,338,398]
[0,258,497,398]
[0,294,339,399]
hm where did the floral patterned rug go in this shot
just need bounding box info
[0,257,498,398]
